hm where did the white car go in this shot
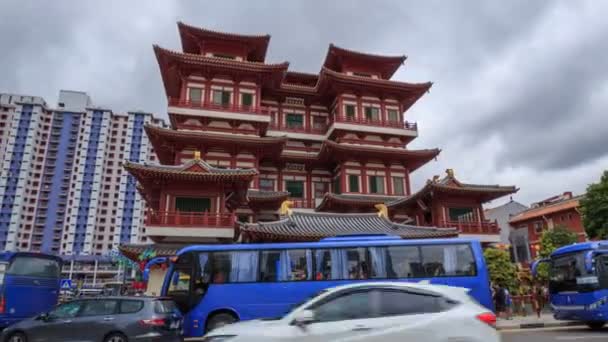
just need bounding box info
[201,282,500,342]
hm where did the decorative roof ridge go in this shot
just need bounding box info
[321,66,432,90]
[178,21,271,41]
[292,211,382,218]
[153,45,289,69]
[123,159,258,175]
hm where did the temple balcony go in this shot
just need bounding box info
[167,98,271,123]
[268,122,328,135]
[436,220,501,243]
[145,211,236,243]
[328,115,418,140]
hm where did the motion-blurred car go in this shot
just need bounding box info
[202,282,499,342]
[2,296,183,342]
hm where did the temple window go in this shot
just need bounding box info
[348,175,360,192]
[534,221,544,234]
[241,93,253,107]
[448,207,474,222]
[212,90,231,106]
[333,177,341,195]
[344,104,356,119]
[188,88,202,103]
[213,53,236,60]
[175,197,211,213]
[392,176,405,195]
[387,109,399,122]
[314,182,328,197]
[259,179,274,192]
[312,116,326,129]
[286,180,304,198]
[285,113,303,129]
[364,106,380,121]
[368,176,385,194]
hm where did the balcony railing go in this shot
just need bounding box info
[146,211,235,228]
[289,199,316,209]
[333,115,418,131]
[168,98,270,116]
[268,123,328,134]
[437,220,500,235]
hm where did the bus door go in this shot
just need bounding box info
[596,253,608,290]
[165,252,209,314]
[2,255,62,320]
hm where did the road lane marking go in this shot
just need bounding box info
[555,336,606,340]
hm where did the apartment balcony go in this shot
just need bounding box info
[167,98,271,123]
[436,220,500,242]
[145,211,235,243]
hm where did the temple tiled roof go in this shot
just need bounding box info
[240,211,458,241]
[323,44,407,79]
[124,159,257,182]
[388,169,518,208]
[509,195,582,224]
[119,243,186,261]
[247,189,290,201]
[316,193,405,212]
[177,22,271,62]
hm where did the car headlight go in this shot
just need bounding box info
[201,335,237,342]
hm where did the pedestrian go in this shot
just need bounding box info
[532,283,544,318]
[493,284,506,318]
[504,287,513,320]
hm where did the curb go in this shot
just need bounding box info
[498,321,586,330]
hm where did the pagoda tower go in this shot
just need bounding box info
[124,22,516,245]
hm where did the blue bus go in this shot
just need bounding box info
[0,252,62,328]
[161,235,492,337]
[532,241,608,330]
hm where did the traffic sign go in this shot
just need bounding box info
[60,279,72,289]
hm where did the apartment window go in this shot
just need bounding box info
[345,104,356,119]
[364,107,380,121]
[387,109,399,122]
[285,113,303,128]
[241,93,253,107]
[368,176,385,194]
[188,88,202,103]
[392,176,405,195]
[259,179,274,192]
[348,175,360,192]
[286,180,304,198]
[212,90,231,106]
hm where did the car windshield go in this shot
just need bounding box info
[278,289,329,319]
[550,251,595,293]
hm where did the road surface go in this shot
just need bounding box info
[502,326,607,341]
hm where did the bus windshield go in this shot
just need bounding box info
[6,256,61,278]
[550,251,597,293]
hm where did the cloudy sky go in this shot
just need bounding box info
[1,0,607,208]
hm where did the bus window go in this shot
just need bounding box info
[260,251,281,282]
[7,257,60,278]
[212,251,258,283]
[0,262,7,284]
[370,246,424,279]
[421,244,476,277]
[345,248,367,280]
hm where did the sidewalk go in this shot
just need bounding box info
[497,313,585,330]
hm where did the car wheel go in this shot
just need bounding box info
[103,332,128,342]
[585,321,605,330]
[207,313,237,331]
[7,332,27,342]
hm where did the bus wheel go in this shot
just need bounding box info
[585,321,606,330]
[8,332,27,342]
[207,312,238,331]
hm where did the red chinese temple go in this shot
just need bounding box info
[124,22,518,247]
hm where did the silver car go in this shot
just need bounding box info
[2,297,183,342]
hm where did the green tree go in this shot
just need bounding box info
[536,225,578,282]
[484,248,518,293]
[580,170,608,239]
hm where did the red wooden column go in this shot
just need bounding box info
[356,95,363,121]
[304,105,311,133]
[278,102,284,129]
[380,99,386,125]
[340,163,347,193]
[336,95,344,122]
[361,163,368,193]
[253,153,260,189]
[233,80,240,111]
[404,168,411,195]
[306,169,313,208]
[385,165,393,195]
[277,166,284,191]
[179,77,187,103]
[204,78,212,106]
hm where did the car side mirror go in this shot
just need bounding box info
[292,309,315,329]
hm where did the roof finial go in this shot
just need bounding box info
[279,200,294,216]
[446,168,454,178]
[193,150,201,160]
[375,203,388,218]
